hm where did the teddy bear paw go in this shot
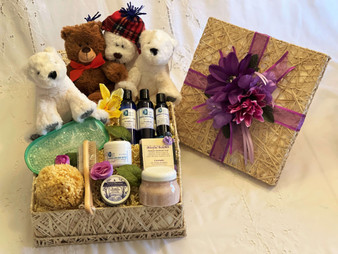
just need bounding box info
[30,133,41,141]
[99,117,108,124]
[91,108,109,124]
[45,122,61,132]
[37,121,62,137]
[166,96,177,102]
[80,109,94,120]
[165,92,182,105]
[116,81,138,100]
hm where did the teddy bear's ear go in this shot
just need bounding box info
[139,30,150,46]
[44,47,57,54]
[61,26,73,40]
[96,21,102,29]
[91,21,102,32]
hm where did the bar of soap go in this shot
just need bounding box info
[25,118,109,174]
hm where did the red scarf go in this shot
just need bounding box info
[69,53,105,81]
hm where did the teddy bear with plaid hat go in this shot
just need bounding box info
[102,2,146,99]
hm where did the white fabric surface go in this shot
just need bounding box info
[1,0,338,253]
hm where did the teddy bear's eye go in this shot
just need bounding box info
[37,71,40,75]
[78,43,82,47]
[115,43,119,47]
[121,45,124,48]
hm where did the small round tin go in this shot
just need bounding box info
[100,175,131,206]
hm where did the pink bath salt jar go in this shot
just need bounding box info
[139,166,180,207]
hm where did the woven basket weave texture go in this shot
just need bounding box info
[31,102,186,247]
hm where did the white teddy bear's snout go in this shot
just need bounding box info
[150,48,158,56]
[48,71,57,80]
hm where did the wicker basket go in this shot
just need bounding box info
[175,18,330,185]
[30,102,186,247]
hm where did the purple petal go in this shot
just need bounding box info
[218,56,226,68]
[207,74,222,87]
[209,65,229,82]
[238,75,253,90]
[254,106,264,117]
[244,114,253,127]
[228,89,243,105]
[249,76,260,88]
[255,93,266,102]
[205,85,227,95]
[238,53,252,73]
[265,80,277,93]
[212,92,228,102]
[224,52,239,76]
[213,112,233,129]
[255,114,264,122]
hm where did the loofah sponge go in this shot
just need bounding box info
[35,164,84,210]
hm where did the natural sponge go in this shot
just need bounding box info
[35,164,84,210]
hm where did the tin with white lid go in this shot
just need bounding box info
[139,166,180,207]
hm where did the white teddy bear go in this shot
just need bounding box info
[27,47,108,139]
[133,29,182,104]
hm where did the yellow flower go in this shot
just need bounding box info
[97,84,124,119]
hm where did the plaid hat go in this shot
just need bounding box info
[102,3,146,50]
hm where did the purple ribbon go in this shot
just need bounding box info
[249,32,270,62]
[184,32,306,163]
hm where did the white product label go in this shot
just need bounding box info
[137,107,154,130]
[105,149,132,167]
[120,108,136,129]
[156,107,170,126]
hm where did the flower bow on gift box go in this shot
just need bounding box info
[185,32,306,164]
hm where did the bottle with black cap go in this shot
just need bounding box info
[120,89,137,144]
[155,93,171,137]
[136,89,155,142]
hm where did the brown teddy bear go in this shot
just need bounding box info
[61,21,128,102]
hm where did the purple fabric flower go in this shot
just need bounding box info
[90,161,113,180]
[203,50,274,129]
[163,136,173,145]
[55,155,70,165]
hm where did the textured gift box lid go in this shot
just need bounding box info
[175,17,330,185]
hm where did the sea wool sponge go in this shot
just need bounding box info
[35,164,84,210]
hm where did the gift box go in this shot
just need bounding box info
[175,18,330,185]
[30,102,186,247]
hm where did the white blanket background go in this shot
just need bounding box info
[1,0,338,253]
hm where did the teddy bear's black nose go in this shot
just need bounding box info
[114,53,122,59]
[48,71,57,79]
[150,48,158,56]
[82,47,91,53]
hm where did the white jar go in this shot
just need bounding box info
[139,166,180,207]
[104,141,132,167]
